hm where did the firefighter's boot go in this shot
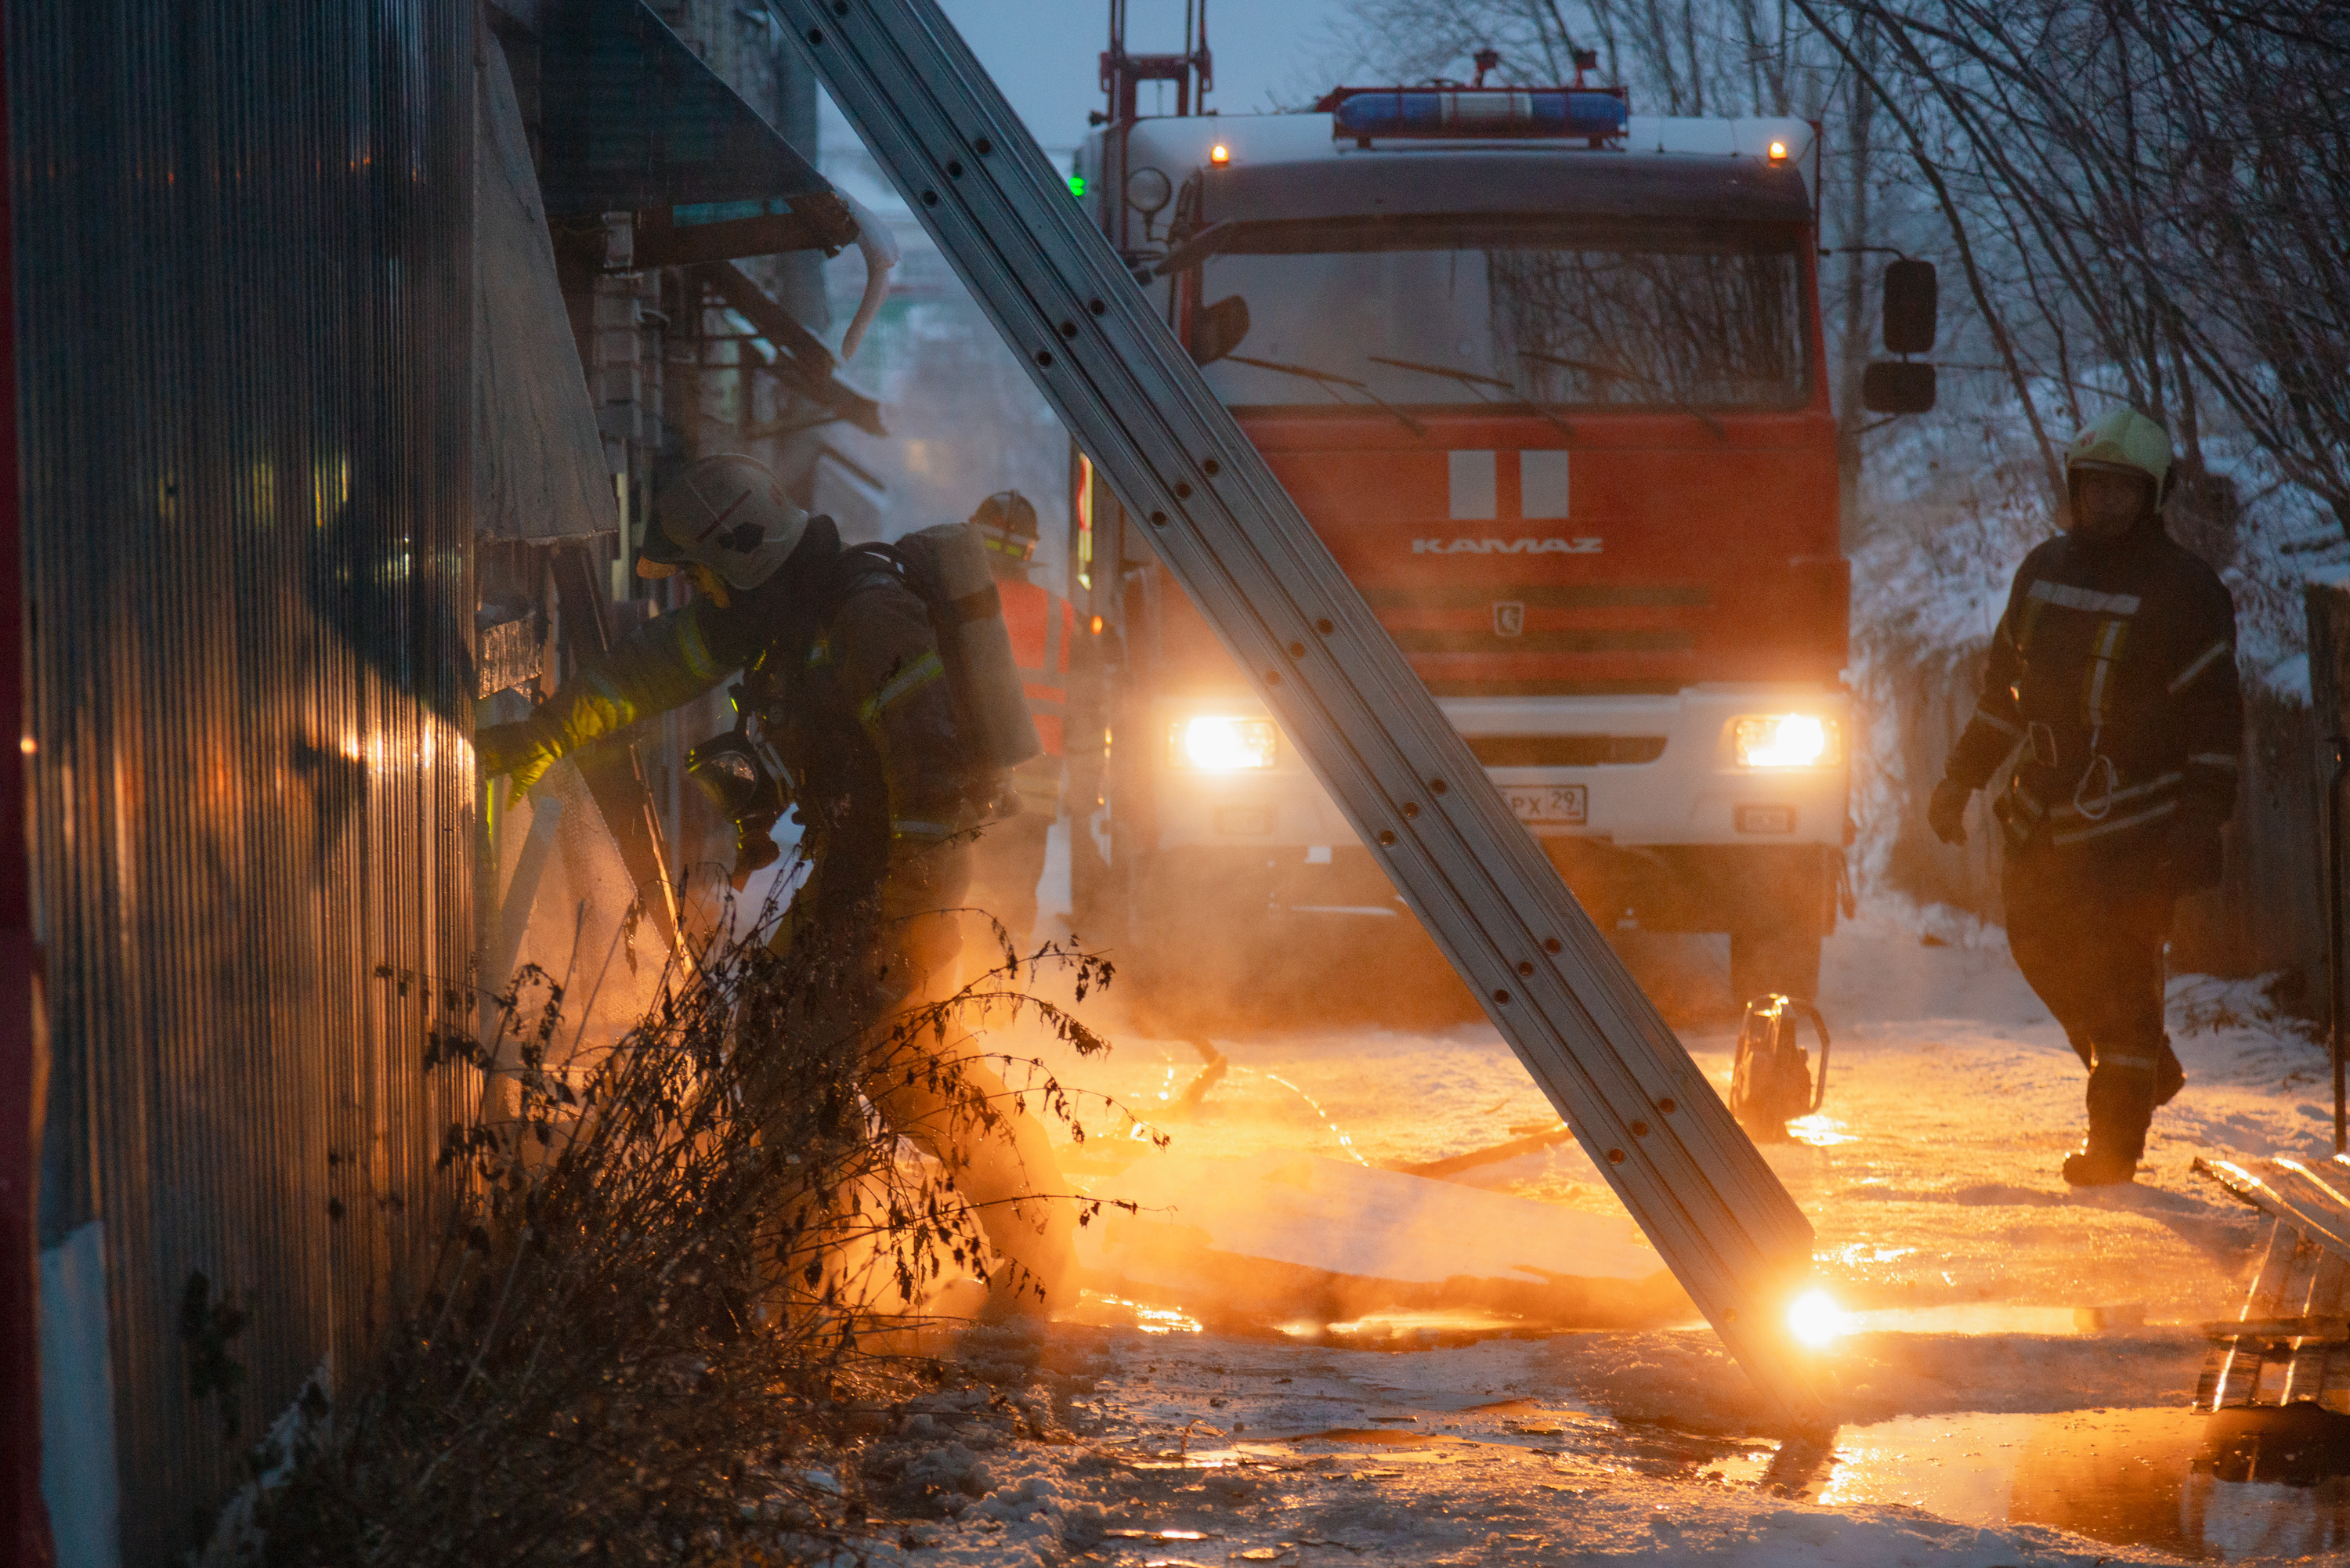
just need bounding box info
[2064,1043,2159,1187]
[2062,1140,2138,1187]
[2155,1035,2185,1107]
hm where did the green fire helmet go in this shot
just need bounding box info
[640,454,809,590]
[2063,407,2175,500]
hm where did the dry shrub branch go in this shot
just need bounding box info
[251,880,1142,1567]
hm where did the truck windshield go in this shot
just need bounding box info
[1193,222,1809,414]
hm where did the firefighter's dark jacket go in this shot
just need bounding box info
[549,517,965,912]
[1943,516,2241,859]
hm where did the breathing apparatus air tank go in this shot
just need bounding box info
[889,520,1043,775]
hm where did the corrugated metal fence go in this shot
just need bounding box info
[11,3,475,1560]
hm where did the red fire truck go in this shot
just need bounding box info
[1065,26,1904,1013]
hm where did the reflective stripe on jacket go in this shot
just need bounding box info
[1000,577,1075,758]
[531,518,968,915]
[1944,518,2240,861]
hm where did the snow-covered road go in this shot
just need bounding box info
[855,914,2346,1566]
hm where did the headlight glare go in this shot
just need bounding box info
[1734,714,1840,769]
[1169,715,1278,771]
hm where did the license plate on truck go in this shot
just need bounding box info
[1502,784,1588,825]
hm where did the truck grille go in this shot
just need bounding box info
[1465,735,1668,767]
[1360,585,1712,609]
[1394,627,1697,654]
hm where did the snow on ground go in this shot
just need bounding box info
[841,1320,2339,1568]
[852,911,2347,1566]
[1010,909,2321,1327]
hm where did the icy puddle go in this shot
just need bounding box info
[1842,1302,2123,1335]
[1707,1407,2350,1560]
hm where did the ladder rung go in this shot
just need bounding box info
[2204,1316,2350,1342]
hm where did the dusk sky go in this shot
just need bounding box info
[933,0,1362,149]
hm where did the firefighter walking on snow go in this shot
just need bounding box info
[1928,409,2242,1187]
[475,454,1079,1310]
[965,490,1076,952]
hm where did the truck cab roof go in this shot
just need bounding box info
[1079,109,1820,234]
[1187,150,1811,236]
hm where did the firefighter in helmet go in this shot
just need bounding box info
[1928,409,2241,1187]
[965,490,1076,950]
[475,454,1078,1310]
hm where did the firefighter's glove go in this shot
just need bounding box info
[729,816,784,891]
[1927,777,1972,847]
[2159,815,2226,895]
[475,717,566,806]
[979,770,1024,821]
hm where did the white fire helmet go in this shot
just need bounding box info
[639,454,809,590]
[2063,406,2175,503]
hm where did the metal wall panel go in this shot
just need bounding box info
[10,3,475,1560]
[537,0,834,216]
[475,27,620,545]
[0,2,37,1554]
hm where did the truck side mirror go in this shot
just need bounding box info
[1882,258,1937,355]
[1862,360,1936,414]
[1191,294,1251,367]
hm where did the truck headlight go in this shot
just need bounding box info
[1733,714,1842,769]
[1169,716,1278,771]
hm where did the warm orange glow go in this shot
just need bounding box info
[1768,139,1789,161]
[1786,1113,1856,1147]
[1169,715,1276,770]
[1076,453,1094,590]
[1788,1288,1847,1347]
[1209,143,1231,164]
[1090,614,1105,634]
[1083,1292,1203,1335]
[1734,714,1839,769]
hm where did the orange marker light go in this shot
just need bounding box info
[1209,143,1231,164]
[1090,615,1105,634]
[1768,139,1789,162]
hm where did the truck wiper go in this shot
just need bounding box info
[1226,354,1428,438]
[1153,222,1233,277]
[1368,355,1574,439]
[1516,350,1728,443]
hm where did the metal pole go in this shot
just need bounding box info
[2330,736,2346,1156]
[0,1,45,1548]
[772,0,1827,1425]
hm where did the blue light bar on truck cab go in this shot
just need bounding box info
[1328,87,1630,143]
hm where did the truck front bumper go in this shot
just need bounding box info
[1147,683,1852,853]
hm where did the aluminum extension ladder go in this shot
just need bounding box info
[2193,1155,2350,1414]
[772,0,1827,1424]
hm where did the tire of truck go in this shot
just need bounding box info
[1728,925,1823,1008]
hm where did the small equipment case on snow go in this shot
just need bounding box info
[1729,994,1832,1141]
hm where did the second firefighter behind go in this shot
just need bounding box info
[965,490,1075,953]
[1927,407,2242,1188]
